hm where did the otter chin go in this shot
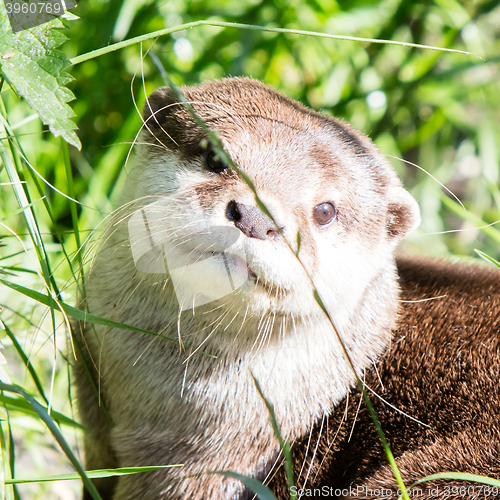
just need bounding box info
[74,78,499,500]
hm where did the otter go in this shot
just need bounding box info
[74,77,500,500]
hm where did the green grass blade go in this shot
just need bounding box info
[313,291,409,499]
[1,279,215,356]
[401,472,500,499]
[71,20,476,66]
[5,465,184,484]
[6,416,20,500]
[0,197,45,222]
[216,471,277,500]
[2,321,48,405]
[0,279,174,339]
[0,96,64,302]
[61,137,82,264]
[0,420,14,500]
[0,394,83,429]
[0,120,44,264]
[0,265,38,275]
[252,376,296,500]
[0,382,102,500]
[6,129,81,294]
[474,249,500,268]
[440,194,500,245]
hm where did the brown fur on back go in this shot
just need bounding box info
[269,256,500,499]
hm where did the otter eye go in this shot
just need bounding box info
[204,150,227,174]
[313,202,336,226]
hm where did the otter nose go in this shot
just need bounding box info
[225,200,279,240]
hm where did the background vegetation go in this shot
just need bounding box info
[1,0,499,498]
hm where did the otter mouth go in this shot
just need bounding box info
[204,249,284,295]
[172,244,288,303]
[247,267,287,296]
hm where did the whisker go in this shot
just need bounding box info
[387,154,465,211]
[300,413,325,493]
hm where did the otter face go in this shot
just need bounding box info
[122,78,419,324]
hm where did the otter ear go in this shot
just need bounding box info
[141,87,206,153]
[143,87,178,129]
[386,187,421,242]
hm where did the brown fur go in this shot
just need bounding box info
[269,256,500,498]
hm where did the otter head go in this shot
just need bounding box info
[121,78,419,335]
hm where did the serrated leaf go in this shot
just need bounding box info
[0,8,80,149]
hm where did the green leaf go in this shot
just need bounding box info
[0,6,80,149]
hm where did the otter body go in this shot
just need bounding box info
[74,78,499,500]
[270,256,500,499]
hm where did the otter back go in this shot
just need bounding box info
[269,256,500,499]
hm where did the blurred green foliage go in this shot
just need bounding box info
[1,0,500,498]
